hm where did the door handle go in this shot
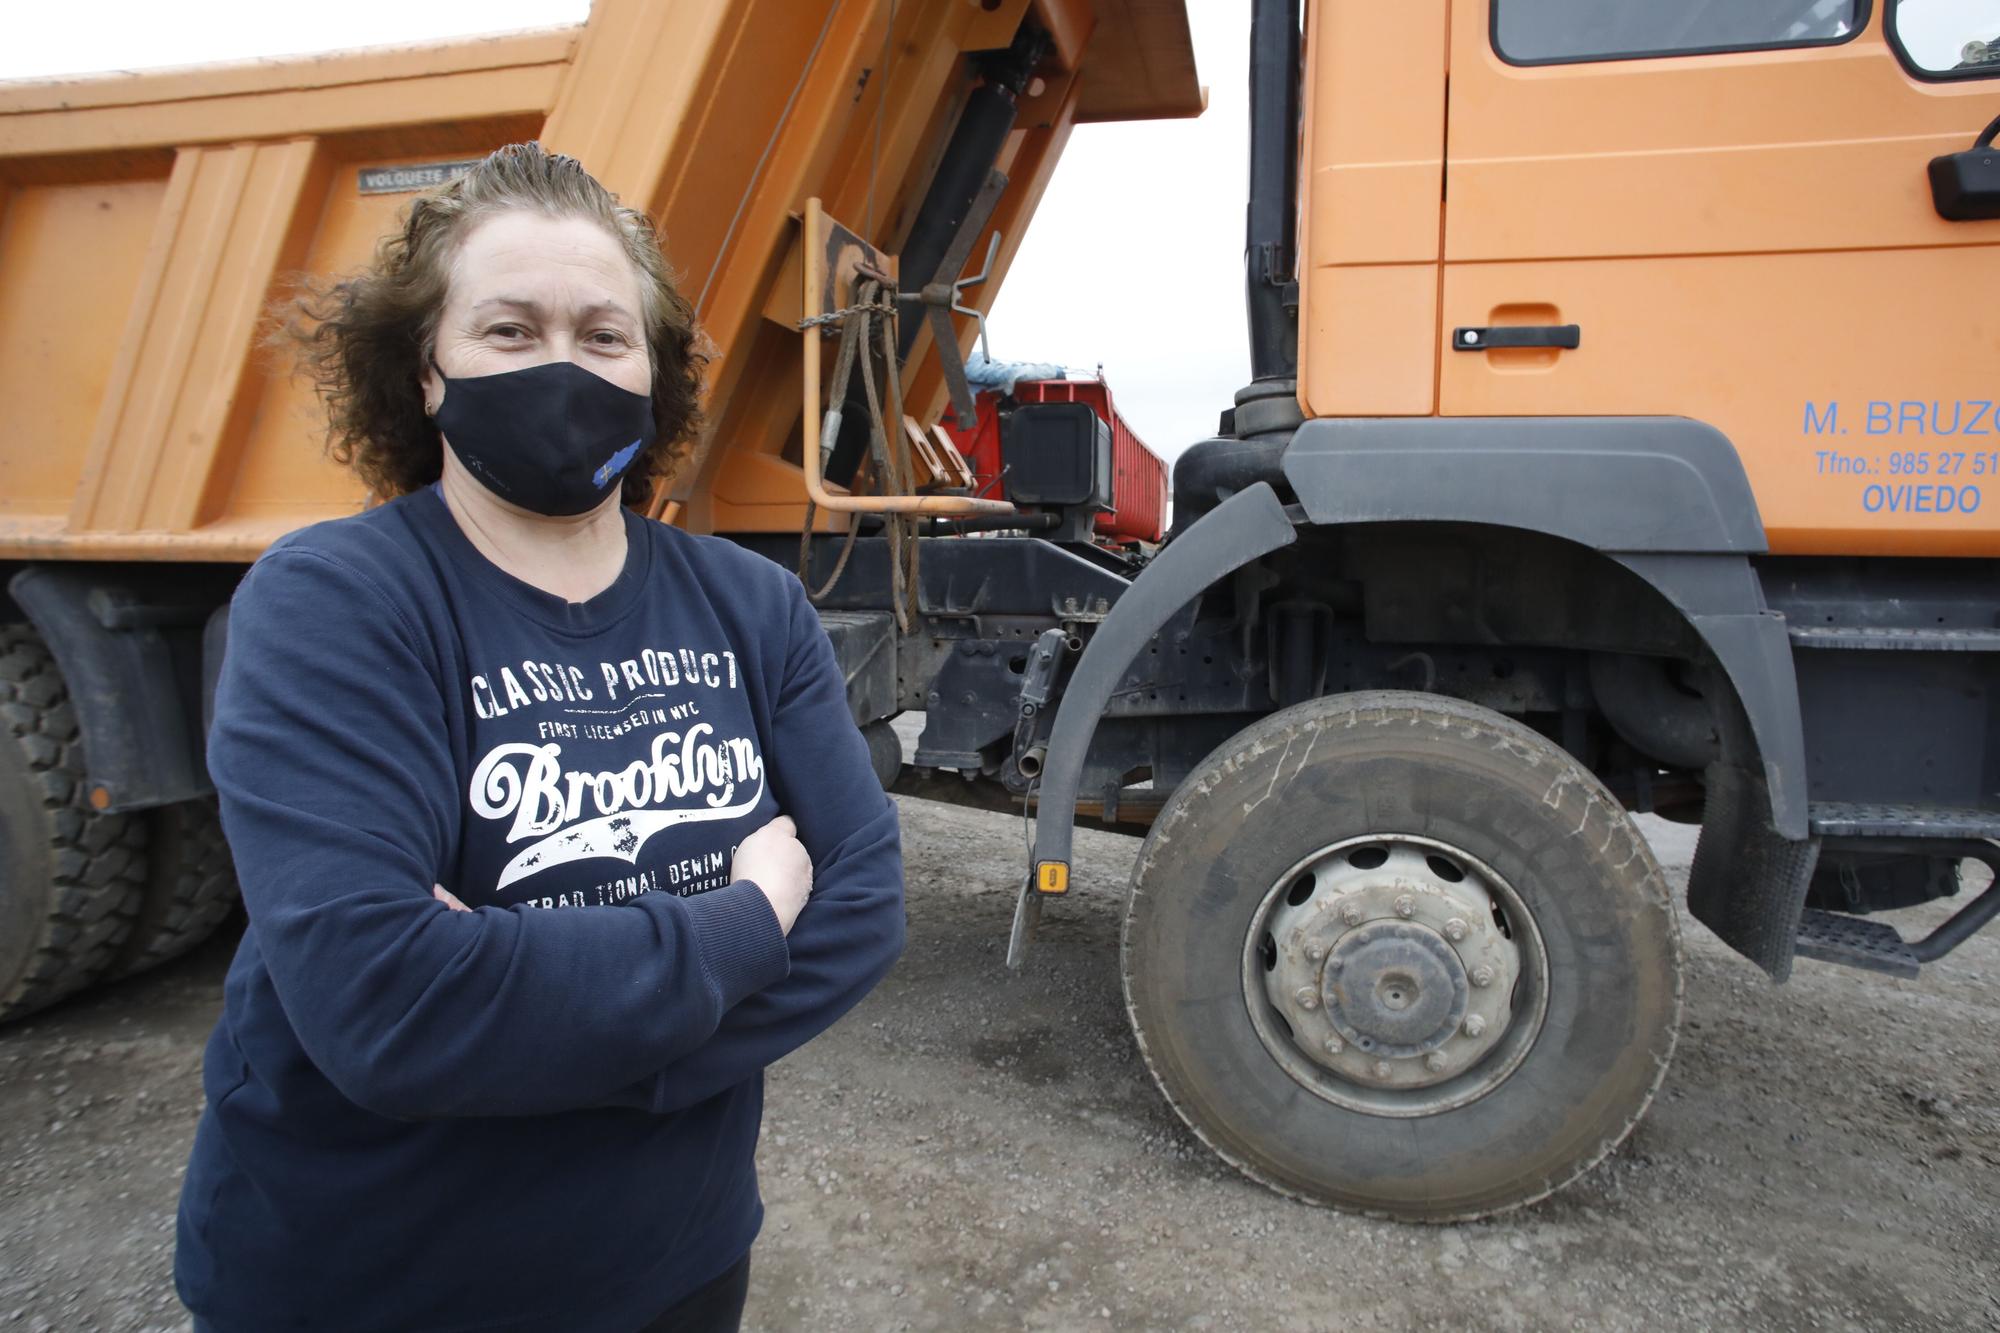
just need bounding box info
[1453,325,1581,351]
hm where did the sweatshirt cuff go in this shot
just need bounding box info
[681,879,790,1009]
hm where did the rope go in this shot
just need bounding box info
[848,287,911,633]
[798,301,891,330]
[800,508,861,603]
[877,306,920,629]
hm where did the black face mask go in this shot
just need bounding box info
[432,358,655,517]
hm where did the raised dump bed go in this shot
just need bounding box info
[0,0,1199,558]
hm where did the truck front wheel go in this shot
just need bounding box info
[0,625,148,1022]
[1123,691,1683,1219]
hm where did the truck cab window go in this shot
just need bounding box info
[1890,0,2000,78]
[1493,0,1861,64]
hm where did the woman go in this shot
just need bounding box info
[174,143,906,1333]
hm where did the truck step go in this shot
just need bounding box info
[1807,802,2000,839]
[1787,625,2000,651]
[1794,909,1920,978]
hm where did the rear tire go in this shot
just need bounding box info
[1123,690,1682,1220]
[862,719,902,791]
[105,797,238,981]
[0,625,148,1022]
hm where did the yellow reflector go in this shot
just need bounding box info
[1036,862,1069,894]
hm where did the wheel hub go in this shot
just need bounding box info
[1259,842,1523,1093]
[1323,925,1465,1054]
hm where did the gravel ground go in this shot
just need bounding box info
[2,797,1997,1332]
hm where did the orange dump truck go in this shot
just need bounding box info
[4,0,1999,1221]
[0,0,1199,1010]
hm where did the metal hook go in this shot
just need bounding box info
[950,231,1002,362]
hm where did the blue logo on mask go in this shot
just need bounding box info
[593,439,643,489]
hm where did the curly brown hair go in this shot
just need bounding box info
[283,142,706,507]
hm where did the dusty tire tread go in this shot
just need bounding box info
[106,797,238,981]
[1121,690,1684,1223]
[0,625,147,1023]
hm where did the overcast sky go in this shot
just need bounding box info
[3,0,1990,461]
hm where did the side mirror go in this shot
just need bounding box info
[1928,112,2000,221]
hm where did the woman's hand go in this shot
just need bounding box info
[731,815,813,935]
[435,885,471,911]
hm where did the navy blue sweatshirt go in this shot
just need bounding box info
[175,486,905,1333]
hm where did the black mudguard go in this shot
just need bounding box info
[1014,482,1297,963]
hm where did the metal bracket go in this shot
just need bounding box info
[1008,627,1070,788]
[1017,627,1068,711]
[1794,836,2000,977]
[901,168,1008,427]
[949,231,1001,363]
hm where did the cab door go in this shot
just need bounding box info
[1439,0,2000,556]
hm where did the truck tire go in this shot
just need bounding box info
[1123,690,1682,1220]
[861,720,902,791]
[105,797,238,981]
[0,625,148,1022]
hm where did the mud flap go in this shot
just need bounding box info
[9,565,227,813]
[1688,763,1821,981]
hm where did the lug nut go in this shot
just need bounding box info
[1340,901,1365,926]
[1444,918,1468,941]
[1424,1052,1448,1073]
[1463,1014,1488,1038]
[1305,942,1326,962]
[1324,1036,1343,1056]
[1394,894,1415,918]
[1372,1060,1392,1080]
[1294,986,1320,1010]
[1471,966,1495,988]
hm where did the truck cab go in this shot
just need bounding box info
[1032,0,2000,1217]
